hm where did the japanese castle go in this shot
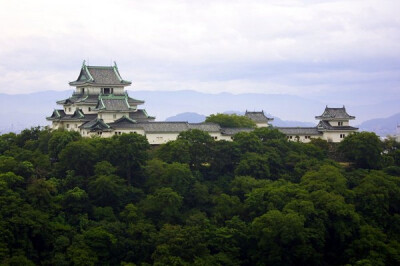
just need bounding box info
[47,62,358,144]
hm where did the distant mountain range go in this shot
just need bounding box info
[166,111,316,127]
[0,90,399,135]
[357,113,400,137]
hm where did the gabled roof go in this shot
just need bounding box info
[69,61,131,86]
[46,109,97,122]
[79,118,111,131]
[317,121,358,131]
[315,106,355,120]
[108,116,138,129]
[47,109,66,119]
[129,109,156,122]
[94,94,136,111]
[245,110,274,122]
[57,94,99,105]
[71,109,85,119]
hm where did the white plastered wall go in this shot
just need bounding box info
[322,131,353,142]
[286,135,319,143]
[256,122,269,128]
[98,112,129,123]
[146,133,181,144]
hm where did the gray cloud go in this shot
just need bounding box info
[0,0,399,107]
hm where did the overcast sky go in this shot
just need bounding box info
[0,0,399,105]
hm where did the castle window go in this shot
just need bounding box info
[338,121,343,126]
[88,107,91,111]
[340,134,346,138]
[66,124,70,128]
[103,88,113,94]
[214,136,218,140]
[113,114,116,119]
[68,107,71,112]
[75,124,77,128]
[82,88,85,94]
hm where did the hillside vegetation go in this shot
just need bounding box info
[0,127,400,265]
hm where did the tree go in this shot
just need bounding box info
[338,132,383,169]
[251,210,314,265]
[347,225,400,266]
[88,162,126,208]
[62,187,90,215]
[156,140,190,164]
[111,133,150,186]
[58,139,96,176]
[205,113,256,128]
[253,127,286,141]
[353,171,400,228]
[234,152,270,179]
[140,187,183,224]
[232,132,262,154]
[300,164,348,196]
[48,130,81,160]
[177,129,214,170]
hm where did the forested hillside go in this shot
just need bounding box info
[0,127,400,265]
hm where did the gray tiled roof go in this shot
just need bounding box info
[221,128,254,136]
[102,99,130,111]
[57,94,99,105]
[69,62,131,86]
[108,116,138,129]
[86,67,121,84]
[140,122,189,133]
[315,106,355,120]
[317,121,358,131]
[94,95,137,111]
[79,118,111,130]
[245,111,273,122]
[109,122,223,132]
[188,123,221,132]
[128,97,144,105]
[46,109,97,122]
[276,127,322,135]
[129,109,155,122]
[47,109,66,119]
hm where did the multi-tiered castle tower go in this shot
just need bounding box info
[47,61,155,136]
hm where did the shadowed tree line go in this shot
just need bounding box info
[0,126,399,265]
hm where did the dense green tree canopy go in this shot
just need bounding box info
[0,127,399,265]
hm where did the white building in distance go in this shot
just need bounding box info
[47,62,358,144]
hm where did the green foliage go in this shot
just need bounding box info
[338,132,383,169]
[205,113,256,128]
[0,126,399,265]
[235,152,271,179]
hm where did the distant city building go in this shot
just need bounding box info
[47,62,358,144]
